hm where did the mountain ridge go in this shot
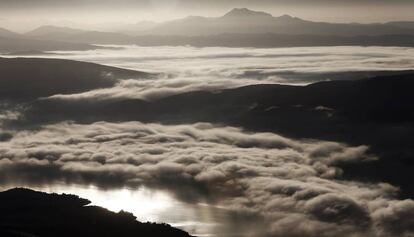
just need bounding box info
[0,27,20,38]
[23,8,414,38]
[2,8,414,49]
[222,8,273,18]
[26,25,86,37]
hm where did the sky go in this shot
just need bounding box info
[1,0,414,32]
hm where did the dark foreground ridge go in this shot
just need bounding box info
[0,57,152,100]
[0,188,193,237]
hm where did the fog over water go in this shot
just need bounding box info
[1,46,414,237]
[1,121,414,237]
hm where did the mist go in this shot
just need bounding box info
[1,0,414,32]
[15,45,414,101]
[1,1,414,237]
[2,121,412,237]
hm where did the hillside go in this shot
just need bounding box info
[0,57,152,100]
[0,188,192,237]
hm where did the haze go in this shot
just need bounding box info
[1,0,414,32]
[1,1,414,237]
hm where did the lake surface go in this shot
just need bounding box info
[0,183,236,237]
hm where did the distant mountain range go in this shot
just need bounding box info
[2,8,414,51]
[20,29,414,48]
[25,8,414,37]
[385,21,414,30]
[0,26,102,53]
[136,8,414,36]
[0,35,101,53]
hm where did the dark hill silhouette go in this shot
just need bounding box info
[386,21,414,30]
[0,35,101,53]
[0,57,152,101]
[222,8,273,19]
[129,33,414,48]
[0,27,103,53]
[26,25,86,37]
[24,72,414,198]
[25,25,135,45]
[0,188,192,237]
[22,29,414,48]
[0,28,20,38]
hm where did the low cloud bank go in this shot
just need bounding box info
[45,77,274,101]
[48,46,414,79]
[38,45,414,102]
[0,121,412,236]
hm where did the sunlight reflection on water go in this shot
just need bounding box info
[0,183,228,237]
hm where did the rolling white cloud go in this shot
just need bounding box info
[48,45,414,77]
[23,45,413,101]
[0,121,413,236]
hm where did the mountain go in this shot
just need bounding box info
[222,8,273,18]
[140,8,310,36]
[22,8,414,47]
[0,26,107,53]
[26,25,134,44]
[0,27,19,38]
[140,8,414,36]
[107,21,160,35]
[21,9,414,39]
[0,188,192,237]
[129,33,414,48]
[386,21,414,30]
[0,36,101,53]
[26,25,86,37]
[0,26,102,53]
[22,27,414,48]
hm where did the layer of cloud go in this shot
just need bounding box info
[44,77,272,101]
[47,45,414,78]
[0,121,413,236]
[0,102,22,129]
[25,45,413,102]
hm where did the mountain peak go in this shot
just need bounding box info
[223,8,273,18]
[274,14,305,23]
[279,14,294,19]
[26,25,85,36]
